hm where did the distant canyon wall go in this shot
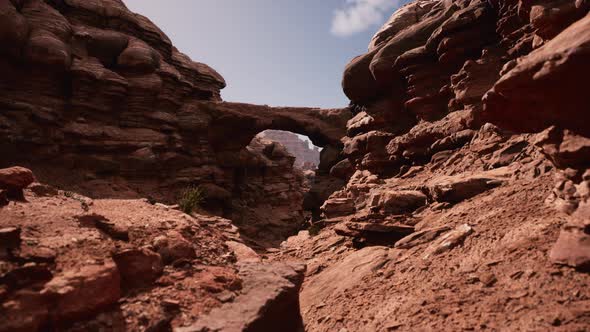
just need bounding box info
[258,130,321,170]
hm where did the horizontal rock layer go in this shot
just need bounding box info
[0,0,351,242]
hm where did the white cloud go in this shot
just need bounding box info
[330,0,400,37]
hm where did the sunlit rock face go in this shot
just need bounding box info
[295,2,590,330]
[336,0,590,205]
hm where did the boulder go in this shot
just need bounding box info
[41,262,121,322]
[112,247,164,290]
[0,167,35,200]
[225,241,261,263]
[153,231,196,264]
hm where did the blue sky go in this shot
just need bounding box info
[124,0,406,109]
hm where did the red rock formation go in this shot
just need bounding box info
[0,0,350,244]
[230,137,309,247]
[4,0,590,331]
[0,166,308,331]
[280,1,590,330]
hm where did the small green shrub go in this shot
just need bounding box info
[179,185,205,214]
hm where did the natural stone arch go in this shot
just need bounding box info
[197,101,352,152]
[197,101,353,221]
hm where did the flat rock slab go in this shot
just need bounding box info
[395,226,452,249]
[300,247,391,309]
[428,173,506,204]
[177,262,306,332]
[372,190,428,214]
[423,224,473,259]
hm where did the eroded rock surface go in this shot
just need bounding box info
[273,0,590,331]
[0,167,247,331]
[0,0,349,246]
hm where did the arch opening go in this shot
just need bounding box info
[256,130,322,171]
[220,129,347,247]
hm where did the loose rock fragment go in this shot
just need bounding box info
[423,224,473,259]
[0,166,35,190]
[178,262,306,332]
[225,241,261,263]
[395,226,452,249]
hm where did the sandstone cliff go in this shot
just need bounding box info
[283,0,590,330]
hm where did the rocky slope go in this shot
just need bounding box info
[276,0,590,330]
[0,167,305,331]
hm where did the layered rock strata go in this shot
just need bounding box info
[0,0,350,243]
[280,0,590,330]
[330,0,590,266]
